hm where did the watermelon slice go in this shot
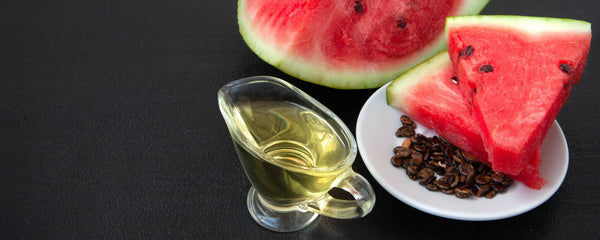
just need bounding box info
[387,51,546,189]
[238,0,489,89]
[446,16,591,176]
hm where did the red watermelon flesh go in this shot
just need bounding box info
[446,16,591,175]
[238,0,489,89]
[387,51,546,189]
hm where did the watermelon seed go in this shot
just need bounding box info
[451,76,458,85]
[459,45,474,57]
[394,146,411,158]
[441,188,455,195]
[395,125,415,137]
[397,16,407,29]
[426,183,439,191]
[455,187,474,199]
[490,172,505,182]
[491,182,506,193]
[418,168,434,180]
[479,64,494,73]
[560,63,572,74]
[410,149,423,160]
[434,179,451,190]
[406,165,420,178]
[402,138,412,148]
[400,115,415,127]
[391,155,403,167]
[446,172,459,188]
[353,1,364,14]
[419,175,435,186]
[476,184,490,197]
[413,143,426,152]
[475,175,491,185]
[485,190,496,199]
[458,163,475,176]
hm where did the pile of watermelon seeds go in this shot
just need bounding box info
[390,115,514,199]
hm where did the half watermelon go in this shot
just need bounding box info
[238,0,489,89]
[446,16,591,176]
[387,51,546,189]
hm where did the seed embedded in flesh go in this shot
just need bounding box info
[451,76,459,85]
[479,64,494,73]
[560,63,572,74]
[397,16,407,28]
[354,1,364,14]
[459,45,474,57]
[459,46,473,57]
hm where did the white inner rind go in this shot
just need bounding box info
[386,51,451,107]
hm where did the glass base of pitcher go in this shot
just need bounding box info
[246,186,318,232]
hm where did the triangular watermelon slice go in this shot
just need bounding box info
[238,0,489,89]
[446,16,591,176]
[387,51,546,189]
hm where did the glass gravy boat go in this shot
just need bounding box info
[218,76,375,232]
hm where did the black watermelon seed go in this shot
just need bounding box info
[473,88,477,93]
[451,76,459,85]
[354,1,364,14]
[459,45,474,58]
[560,63,572,74]
[479,65,494,73]
[397,16,407,28]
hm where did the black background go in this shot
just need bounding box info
[2,0,599,239]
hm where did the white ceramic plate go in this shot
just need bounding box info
[356,83,569,221]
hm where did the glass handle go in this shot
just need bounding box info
[304,171,376,219]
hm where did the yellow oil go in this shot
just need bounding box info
[230,100,351,205]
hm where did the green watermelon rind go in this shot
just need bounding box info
[386,51,451,107]
[238,0,490,89]
[445,15,591,36]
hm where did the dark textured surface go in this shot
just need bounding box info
[1,0,599,239]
